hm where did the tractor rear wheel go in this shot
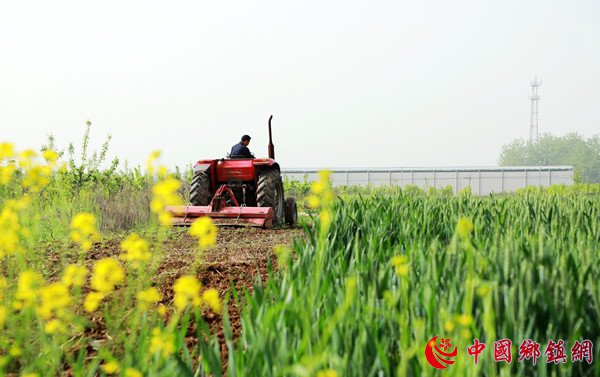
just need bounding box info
[190,170,212,206]
[284,197,298,227]
[257,168,285,226]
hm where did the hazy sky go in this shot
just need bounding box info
[1,1,599,169]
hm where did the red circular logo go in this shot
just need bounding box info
[425,336,458,369]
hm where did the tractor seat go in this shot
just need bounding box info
[227,154,255,159]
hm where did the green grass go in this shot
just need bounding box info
[225,187,600,376]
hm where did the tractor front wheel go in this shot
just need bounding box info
[257,169,285,226]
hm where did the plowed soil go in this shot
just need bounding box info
[157,227,303,350]
[66,226,303,371]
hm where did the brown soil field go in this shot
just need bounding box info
[156,227,303,349]
[49,226,304,372]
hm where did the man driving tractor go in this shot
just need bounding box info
[230,134,254,158]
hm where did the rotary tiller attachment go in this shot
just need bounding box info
[166,185,274,228]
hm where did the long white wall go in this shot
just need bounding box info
[282,166,574,195]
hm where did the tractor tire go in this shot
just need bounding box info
[284,197,298,227]
[190,170,212,206]
[257,168,285,226]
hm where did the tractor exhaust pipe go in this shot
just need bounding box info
[268,115,275,159]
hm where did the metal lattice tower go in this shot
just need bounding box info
[529,76,542,142]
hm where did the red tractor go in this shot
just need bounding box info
[167,116,297,228]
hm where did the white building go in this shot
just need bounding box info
[282,166,574,195]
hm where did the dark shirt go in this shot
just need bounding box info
[230,142,254,158]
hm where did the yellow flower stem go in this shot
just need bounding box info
[310,235,326,305]
[191,246,206,274]
[397,261,410,376]
[166,311,181,335]
[147,226,168,276]
[122,267,146,354]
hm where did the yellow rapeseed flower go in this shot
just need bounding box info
[158,211,173,226]
[173,275,201,311]
[390,255,408,267]
[396,264,409,276]
[90,258,125,293]
[0,306,6,328]
[137,287,162,310]
[71,213,94,233]
[151,176,182,225]
[150,327,176,357]
[0,164,16,184]
[157,304,167,316]
[202,288,221,314]
[101,360,120,374]
[457,217,474,239]
[83,291,106,313]
[70,213,101,252]
[22,165,52,192]
[189,217,217,248]
[125,368,143,377]
[18,149,37,169]
[319,209,332,234]
[36,282,71,320]
[444,320,456,332]
[15,270,43,308]
[311,181,326,195]
[307,195,320,208]
[458,314,473,326]
[307,170,335,234]
[9,345,21,357]
[146,150,161,175]
[390,255,410,277]
[0,211,18,254]
[151,177,181,212]
[120,233,151,266]
[0,143,15,160]
[42,149,59,163]
[61,264,87,287]
[157,165,169,179]
[318,170,331,182]
[11,195,30,210]
[309,170,336,234]
[152,177,181,200]
[316,369,338,377]
[0,197,29,257]
[44,318,67,334]
[311,171,334,204]
[21,373,39,377]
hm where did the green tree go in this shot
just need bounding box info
[499,132,600,183]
